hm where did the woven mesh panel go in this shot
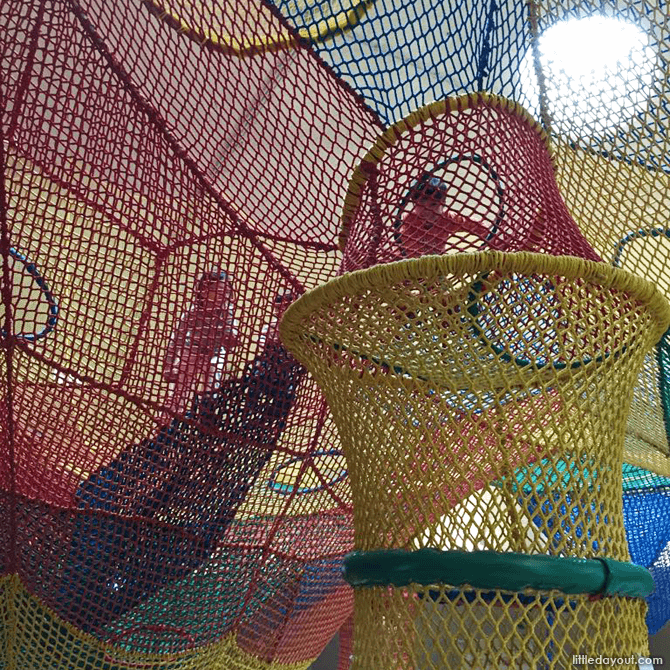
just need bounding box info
[144,0,374,52]
[340,94,599,272]
[623,464,670,636]
[537,1,670,478]
[298,0,533,124]
[353,586,649,670]
[1,572,341,670]
[6,0,670,665]
[281,252,670,667]
[0,0,384,666]
[624,352,670,476]
[526,1,670,628]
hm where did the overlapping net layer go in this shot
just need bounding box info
[1,0,386,666]
[144,0,375,52]
[283,0,670,462]
[624,465,670,636]
[6,0,670,665]
[281,252,670,668]
[526,1,670,481]
[337,90,670,484]
[623,350,670,477]
[521,1,670,633]
[1,511,352,669]
[293,0,532,124]
[339,93,600,271]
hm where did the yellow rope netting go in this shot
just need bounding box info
[354,585,648,670]
[280,251,670,668]
[0,575,315,670]
[525,0,670,476]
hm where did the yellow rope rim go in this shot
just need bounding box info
[280,251,670,349]
[338,93,555,251]
[142,0,375,56]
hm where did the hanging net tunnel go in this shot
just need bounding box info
[3,0,670,668]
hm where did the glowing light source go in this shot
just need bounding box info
[521,16,656,134]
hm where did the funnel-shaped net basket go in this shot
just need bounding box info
[339,94,600,272]
[281,251,670,669]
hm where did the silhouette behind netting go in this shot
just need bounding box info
[163,271,240,416]
[54,292,305,632]
[340,95,601,273]
[394,157,505,258]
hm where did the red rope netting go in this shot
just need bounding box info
[1,0,381,666]
[340,95,600,272]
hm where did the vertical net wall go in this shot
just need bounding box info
[314,0,670,641]
[526,0,670,636]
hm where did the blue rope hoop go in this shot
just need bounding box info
[2,247,59,342]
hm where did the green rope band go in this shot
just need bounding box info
[343,549,654,598]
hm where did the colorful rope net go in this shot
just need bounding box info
[338,97,670,643]
[4,0,670,667]
[142,0,375,53]
[532,4,670,633]
[1,0,384,667]
[324,0,670,641]
[281,251,670,669]
[339,93,600,271]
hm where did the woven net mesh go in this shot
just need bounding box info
[623,464,670,636]
[339,94,600,271]
[280,252,670,667]
[354,586,648,670]
[5,0,670,666]
[1,0,380,666]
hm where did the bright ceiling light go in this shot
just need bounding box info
[520,16,656,134]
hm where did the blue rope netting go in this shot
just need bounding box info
[623,464,670,635]
[272,0,670,172]
[514,463,670,634]
[273,0,530,124]
[657,330,670,452]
